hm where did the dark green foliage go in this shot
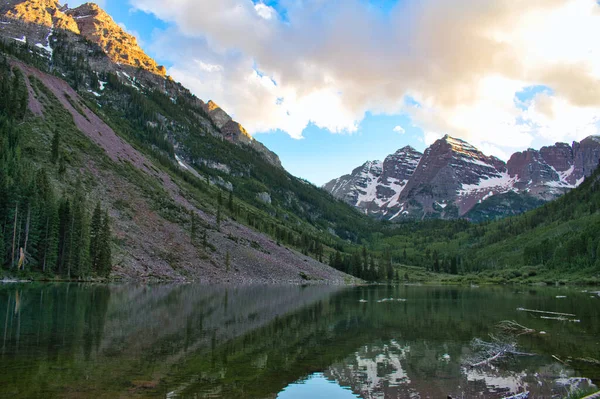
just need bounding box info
[0,60,28,120]
[190,210,197,243]
[0,223,5,267]
[465,192,546,222]
[97,211,112,277]
[58,155,67,175]
[89,203,102,272]
[228,190,233,212]
[51,129,60,164]
[0,60,111,279]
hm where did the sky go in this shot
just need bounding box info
[69,0,600,186]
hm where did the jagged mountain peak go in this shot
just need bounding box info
[362,160,382,167]
[1,0,80,33]
[1,0,167,76]
[206,100,221,112]
[393,145,419,155]
[326,135,600,220]
[65,2,167,76]
[435,134,480,155]
[323,145,422,216]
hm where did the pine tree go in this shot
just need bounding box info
[0,225,5,267]
[228,190,233,212]
[39,206,58,274]
[202,229,208,249]
[57,198,71,276]
[216,206,221,229]
[190,210,197,243]
[450,257,458,275]
[51,130,60,164]
[97,211,112,277]
[89,203,102,273]
[369,255,377,281]
[71,189,90,278]
[58,155,66,175]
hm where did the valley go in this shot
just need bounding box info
[0,0,598,286]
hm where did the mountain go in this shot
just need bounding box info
[0,0,372,283]
[322,146,422,216]
[2,0,597,284]
[0,0,282,167]
[324,135,600,220]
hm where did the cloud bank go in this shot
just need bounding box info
[130,0,600,157]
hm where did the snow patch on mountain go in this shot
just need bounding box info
[459,173,517,196]
[355,161,383,206]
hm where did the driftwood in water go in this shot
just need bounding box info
[501,392,529,399]
[517,307,576,317]
[552,354,568,365]
[540,315,580,322]
[470,348,507,367]
[581,391,600,399]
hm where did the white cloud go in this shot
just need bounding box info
[130,0,600,156]
[393,126,405,134]
[254,3,276,20]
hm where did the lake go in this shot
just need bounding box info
[0,283,599,398]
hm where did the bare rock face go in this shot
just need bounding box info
[323,160,384,210]
[506,139,599,199]
[508,149,559,187]
[205,100,233,129]
[574,136,600,180]
[202,100,282,168]
[540,143,574,173]
[323,147,423,217]
[325,135,600,220]
[1,0,79,46]
[66,3,166,76]
[2,0,74,30]
[399,135,508,217]
[2,1,165,76]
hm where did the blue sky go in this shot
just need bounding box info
[86,0,600,185]
[93,0,426,185]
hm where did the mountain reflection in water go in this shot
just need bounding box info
[0,283,598,398]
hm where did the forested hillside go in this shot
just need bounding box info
[0,1,598,284]
[359,164,600,283]
[0,58,111,279]
[0,17,374,283]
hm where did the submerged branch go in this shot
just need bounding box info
[497,320,536,336]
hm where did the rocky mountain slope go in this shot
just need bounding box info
[0,0,364,282]
[0,0,281,168]
[325,135,600,220]
[323,146,422,217]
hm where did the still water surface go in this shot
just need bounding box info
[0,283,599,398]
